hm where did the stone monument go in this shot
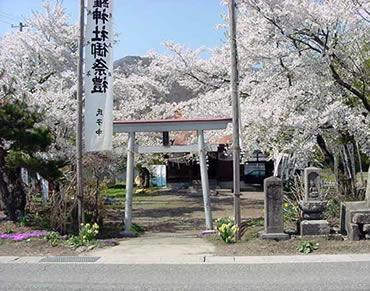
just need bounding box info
[340,168,370,241]
[259,176,289,240]
[298,167,330,236]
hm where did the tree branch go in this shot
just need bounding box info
[329,64,370,113]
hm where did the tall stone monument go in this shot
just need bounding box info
[298,167,330,236]
[259,176,289,240]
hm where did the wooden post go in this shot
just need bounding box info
[76,0,85,229]
[198,130,213,230]
[229,0,241,240]
[123,131,135,235]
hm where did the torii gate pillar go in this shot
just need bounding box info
[198,130,212,230]
[122,131,135,235]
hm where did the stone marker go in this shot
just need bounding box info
[363,224,370,233]
[340,201,367,235]
[304,167,322,201]
[298,167,330,236]
[352,213,370,224]
[259,177,289,240]
[340,168,370,240]
[300,220,330,236]
[348,223,361,241]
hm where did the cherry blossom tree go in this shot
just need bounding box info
[1,0,368,196]
[135,0,369,194]
[0,1,78,161]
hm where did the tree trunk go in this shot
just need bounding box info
[0,165,27,222]
[0,173,17,221]
[366,167,370,206]
[137,166,150,188]
[265,159,274,178]
[316,135,354,197]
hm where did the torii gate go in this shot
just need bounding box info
[113,117,232,236]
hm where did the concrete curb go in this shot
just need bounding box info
[2,254,370,265]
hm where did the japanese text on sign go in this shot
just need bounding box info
[84,0,113,152]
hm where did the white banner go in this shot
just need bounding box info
[84,0,114,152]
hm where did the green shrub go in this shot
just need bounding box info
[67,223,99,248]
[215,217,238,244]
[38,216,51,230]
[283,201,300,222]
[19,214,33,227]
[131,223,144,234]
[45,231,61,247]
[326,197,341,219]
[297,240,319,254]
[4,228,14,234]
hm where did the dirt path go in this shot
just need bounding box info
[87,189,263,261]
[104,189,264,233]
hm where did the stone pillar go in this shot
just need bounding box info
[259,177,289,240]
[298,168,330,236]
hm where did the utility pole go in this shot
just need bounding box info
[11,22,27,32]
[229,0,241,240]
[76,0,85,229]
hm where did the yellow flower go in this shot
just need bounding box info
[284,203,289,207]
[83,235,86,239]
[35,212,39,216]
[220,224,227,232]
[94,230,98,234]
[88,230,92,234]
[93,223,99,229]
[85,223,90,228]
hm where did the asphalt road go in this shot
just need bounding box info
[1,261,370,290]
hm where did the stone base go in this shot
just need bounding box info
[340,201,368,235]
[119,230,138,238]
[258,231,290,240]
[348,223,361,241]
[299,200,327,213]
[302,212,325,220]
[300,220,330,236]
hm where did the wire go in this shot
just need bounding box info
[0,18,12,25]
[0,11,20,22]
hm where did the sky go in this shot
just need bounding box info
[0,0,228,60]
